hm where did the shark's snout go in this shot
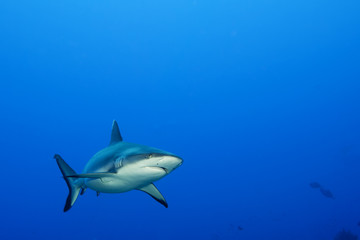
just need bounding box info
[157,155,183,173]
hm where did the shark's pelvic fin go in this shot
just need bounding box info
[80,188,86,195]
[54,154,82,212]
[138,183,168,208]
[109,120,123,145]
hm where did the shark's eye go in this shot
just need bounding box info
[147,154,153,159]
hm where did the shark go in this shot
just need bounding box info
[55,120,183,212]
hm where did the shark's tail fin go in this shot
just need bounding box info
[54,154,82,212]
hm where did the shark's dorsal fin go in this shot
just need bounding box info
[138,183,168,208]
[109,120,123,145]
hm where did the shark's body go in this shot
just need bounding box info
[55,121,183,212]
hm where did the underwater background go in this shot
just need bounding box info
[1,0,360,239]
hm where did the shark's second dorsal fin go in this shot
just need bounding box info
[110,120,123,145]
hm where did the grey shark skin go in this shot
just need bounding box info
[55,120,183,212]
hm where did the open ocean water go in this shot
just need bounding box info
[1,1,360,240]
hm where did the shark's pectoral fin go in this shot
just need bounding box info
[67,173,115,178]
[138,183,168,208]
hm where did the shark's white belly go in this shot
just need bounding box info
[84,166,167,193]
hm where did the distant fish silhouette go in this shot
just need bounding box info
[320,188,335,199]
[310,182,322,188]
[334,229,358,240]
[237,226,243,231]
[310,182,335,199]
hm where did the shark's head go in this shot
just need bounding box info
[123,151,183,175]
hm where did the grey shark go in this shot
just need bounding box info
[55,120,183,212]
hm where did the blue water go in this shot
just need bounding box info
[1,1,360,239]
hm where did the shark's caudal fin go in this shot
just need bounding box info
[54,154,82,212]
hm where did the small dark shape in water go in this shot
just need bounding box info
[334,229,358,240]
[212,234,221,240]
[310,182,322,188]
[237,226,243,231]
[310,182,335,199]
[357,221,360,227]
[320,188,335,199]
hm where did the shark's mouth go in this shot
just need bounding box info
[158,167,169,174]
[145,166,169,174]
